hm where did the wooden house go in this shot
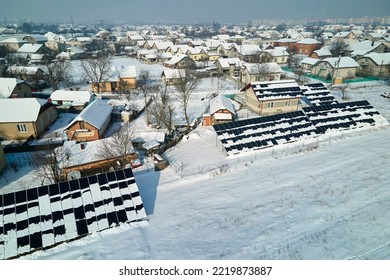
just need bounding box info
[0,98,57,140]
[55,139,137,180]
[64,99,112,142]
[91,66,137,93]
[241,79,301,116]
[0,78,32,98]
[202,94,236,126]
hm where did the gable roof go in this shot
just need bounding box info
[162,68,186,79]
[241,79,302,101]
[65,99,112,130]
[0,77,27,98]
[210,94,235,115]
[215,57,242,68]
[17,43,44,53]
[50,90,93,105]
[320,57,360,68]
[243,62,282,75]
[301,57,320,66]
[359,52,390,66]
[347,40,385,57]
[6,66,45,75]
[235,44,261,55]
[297,38,321,45]
[0,98,48,122]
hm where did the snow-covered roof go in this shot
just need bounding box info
[132,131,166,143]
[243,62,282,75]
[265,47,289,57]
[6,66,45,75]
[164,54,190,66]
[347,40,384,57]
[55,138,135,169]
[0,98,48,122]
[0,77,27,98]
[320,57,360,68]
[243,79,302,101]
[0,37,24,44]
[50,90,93,105]
[17,43,43,53]
[301,57,319,65]
[235,44,261,55]
[313,48,332,57]
[162,68,186,79]
[65,99,112,130]
[297,38,321,45]
[210,94,235,115]
[359,52,390,66]
[215,57,242,68]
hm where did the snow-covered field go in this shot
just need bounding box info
[1,56,390,260]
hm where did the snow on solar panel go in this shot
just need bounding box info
[0,167,147,259]
[213,111,320,156]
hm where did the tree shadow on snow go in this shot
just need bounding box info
[133,169,160,215]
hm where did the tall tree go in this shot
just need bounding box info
[81,53,112,93]
[45,59,72,91]
[174,70,201,131]
[330,40,349,57]
[137,69,157,124]
[148,83,175,135]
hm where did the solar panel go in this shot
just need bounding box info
[0,167,147,260]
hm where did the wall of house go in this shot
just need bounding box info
[260,98,299,116]
[245,89,262,114]
[120,77,136,89]
[241,70,281,84]
[0,122,36,140]
[296,43,321,55]
[66,121,100,142]
[9,83,32,98]
[35,106,58,136]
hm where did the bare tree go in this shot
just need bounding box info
[81,53,112,93]
[45,59,72,91]
[330,41,349,57]
[137,68,157,124]
[31,144,70,185]
[94,123,135,169]
[148,83,175,135]
[174,70,201,131]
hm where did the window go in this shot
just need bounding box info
[267,102,274,108]
[79,121,85,129]
[285,100,291,106]
[17,124,27,132]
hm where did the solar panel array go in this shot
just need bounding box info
[213,111,319,156]
[301,83,339,106]
[302,100,388,134]
[251,80,303,101]
[0,167,147,260]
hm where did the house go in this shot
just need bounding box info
[23,35,48,44]
[131,131,166,153]
[137,49,158,63]
[0,98,57,140]
[15,43,52,64]
[259,47,289,64]
[185,47,208,62]
[273,38,297,52]
[333,31,359,45]
[216,42,236,57]
[300,57,319,73]
[64,99,113,142]
[230,44,261,63]
[295,38,322,55]
[91,66,137,93]
[214,57,243,77]
[241,79,301,116]
[163,54,195,69]
[310,57,360,83]
[0,142,6,175]
[5,66,45,83]
[356,52,390,78]
[310,48,332,59]
[161,68,186,85]
[0,37,25,52]
[240,62,282,84]
[345,40,389,59]
[56,46,86,60]
[49,90,95,110]
[55,139,137,180]
[0,77,32,98]
[202,94,236,126]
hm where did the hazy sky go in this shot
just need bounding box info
[1,0,389,24]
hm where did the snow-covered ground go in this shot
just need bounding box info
[1,55,390,260]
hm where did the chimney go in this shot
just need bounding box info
[80,142,85,150]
